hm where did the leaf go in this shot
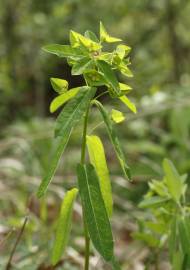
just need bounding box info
[116,44,131,59]
[77,163,114,261]
[111,109,125,123]
[86,135,113,216]
[119,83,132,93]
[100,22,122,43]
[51,188,78,265]
[50,87,80,113]
[84,30,99,43]
[163,159,183,202]
[42,44,83,58]
[37,128,72,197]
[71,57,94,75]
[119,63,133,77]
[55,86,96,137]
[94,100,131,180]
[169,217,177,261]
[50,78,68,94]
[119,95,137,114]
[97,60,121,97]
[37,87,96,198]
[139,196,170,208]
[178,217,190,256]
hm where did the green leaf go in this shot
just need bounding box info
[50,78,68,94]
[116,44,131,59]
[42,44,83,58]
[111,109,125,123]
[169,217,177,261]
[86,135,113,216]
[139,196,170,208]
[94,100,131,180]
[55,86,96,137]
[119,83,132,94]
[163,159,183,202]
[37,87,96,198]
[119,95,137,114]
[37,128,72,197]
[71,57,94,75]
[77,163,114,261]
[100,22,122,43]
[178,217,190,256]
[97,60,121,97]
[84,30,99,43]
[51,188,78,265]
[119,63,133,77]
[50,87,80,113]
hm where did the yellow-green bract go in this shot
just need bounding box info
[87,135,113,216]
[51,188,78,265]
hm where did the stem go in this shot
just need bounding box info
[81,104,90,270]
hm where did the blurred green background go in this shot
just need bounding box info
[0,0,190,269]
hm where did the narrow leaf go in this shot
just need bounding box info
[100,22,122,43]
[97,60,121,97]
[52,188,78,265]
[77,163,114,261]
[42,44,83,58]
[71,57,94,75]
[119,95,137,114]
[50,87,80,113]
[84,30,99,43]
[94,100,131,180]
[55,86,96,137]
[163,159,183,202]
[87,135,113,216]
[178,217,190,256]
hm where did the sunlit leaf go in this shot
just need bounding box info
[116,44,131,59]
[100,22,122,43]
[42,44,83,58]
[51,188,78,265]
[86,135,113,216]
[77,163,114,261]
[84,30,99,43]
[50,78,68,94]
[111,109,125,123]
[94,100,131,180]
[119,95,137,114]
[50,87,80,113]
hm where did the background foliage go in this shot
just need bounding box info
[0,0,190,269]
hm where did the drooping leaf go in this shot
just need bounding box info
[163,159,183,202]
[50,78,68,94]
[51,188,78,265]
[55,86,96,137]
[71,57,94,75]
[42,44,83,58]
[86,135,113,216]
[100,22,122,43]
[77,163,114,261]
[37,128,72,197]
[94,100,131,180]
[111,109,125,123]
[37,87,96,197]
[119,95,137,114]
[97,60,121,97]
[50,87,80,113]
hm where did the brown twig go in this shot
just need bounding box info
[5,216,28,270]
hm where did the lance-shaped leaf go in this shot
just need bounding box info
[163,159,183,202]
[119,95,137,114]
[50,87,80,113]
[87,135,113,216]
[111,109,125,123]
[37,87,96,197]
[77,163,114,261]
[94,100,131,180]
[52,188,78,265]
[50,78,68,94]
[37,128,72,197]
[97,60,121,97]
[55,86,96,137]
[71,57,94,75]
[100,22,122,43]
[84,30,99,43]
[42,44,83,58]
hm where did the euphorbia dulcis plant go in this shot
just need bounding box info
[38,22,136,270]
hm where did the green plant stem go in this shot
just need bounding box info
[81,104,90,270]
